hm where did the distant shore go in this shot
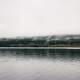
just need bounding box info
[0,35,80,48]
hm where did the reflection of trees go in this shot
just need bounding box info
[1,49,80,60]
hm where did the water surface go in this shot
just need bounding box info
[0,49,80,80]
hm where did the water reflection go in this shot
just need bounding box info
[0,49,80,80]
[0,49,80,61]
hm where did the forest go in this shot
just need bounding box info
[0,35,80,47]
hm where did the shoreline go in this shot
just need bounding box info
[0,47,80,49]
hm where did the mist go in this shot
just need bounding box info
[0,0,80,37]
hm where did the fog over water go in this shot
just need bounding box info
[0,49,80,80]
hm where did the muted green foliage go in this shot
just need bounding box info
[0,35,80,47]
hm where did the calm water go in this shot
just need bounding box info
[0,49,80,80]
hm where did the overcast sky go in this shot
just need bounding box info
[0,0,80,37]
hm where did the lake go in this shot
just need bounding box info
[0,49,80,80]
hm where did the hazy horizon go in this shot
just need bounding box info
[0,0,80,38]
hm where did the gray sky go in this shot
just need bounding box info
[0,0,80,37]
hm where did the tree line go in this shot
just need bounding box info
[0,35,80,47]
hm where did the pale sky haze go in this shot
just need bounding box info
[0,0,80,37]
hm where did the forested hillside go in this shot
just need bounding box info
[0,35,80,47]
